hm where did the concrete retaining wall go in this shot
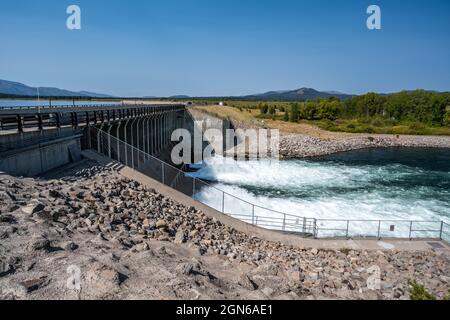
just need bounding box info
[0,134,82,177]
[188,108,239,157]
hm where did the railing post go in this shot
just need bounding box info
[161,163,165,184]
[282,214,286,231]
[131,119,135,168]
[439,221,444,241]
[87,125,92,149]
[409,221,413,240]
[124,120,129,166]
[55,113,61,129]
[16,115,23,133]
[303,217,307,234]
[97,128,101,153]
[377,220,381,240]
[192,178,196,197]
[252,205,255,225]
[313,219,318,239]
[107,125,113,158]
[222,192,225,213]
[116,122,121,162]
[346,220,350,239]
[37,114,43,130]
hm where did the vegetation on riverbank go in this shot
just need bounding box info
[310,118,450,136]
[195,90,450,136]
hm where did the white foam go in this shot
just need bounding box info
[189,156,450,238]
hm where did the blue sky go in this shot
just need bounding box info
[0,0,449,97]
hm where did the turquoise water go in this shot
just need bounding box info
[190,148,450,237]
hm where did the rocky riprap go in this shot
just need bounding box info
[279,134,450,159]
[0,165,449,300]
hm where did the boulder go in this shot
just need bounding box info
[0,260,13,277]
[22,202,45,215]
[238,273,258,291]
[19,276,49,293]
[64,241,79,251]
[29,238,51,251]
[156,220,167,229]
[83,263,127,298]
[174,229,186,244]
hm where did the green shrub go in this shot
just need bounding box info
[339,248,351,255]
[444,289,450,300]
[259,103,269,114]
[371,118,385,127]
[268,106,276,115]
[409,280,436,300]
[290,103,300,122]
[408,122,426,131]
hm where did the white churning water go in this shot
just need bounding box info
[188,148,450,238]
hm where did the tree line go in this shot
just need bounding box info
[259,90,450,126]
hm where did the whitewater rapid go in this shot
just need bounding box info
[188,150,450,238]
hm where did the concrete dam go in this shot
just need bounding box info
[0,103,189,177]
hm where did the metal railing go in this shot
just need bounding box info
[91,126,450,241]
[0,104,185,133]
[0,103,121,110]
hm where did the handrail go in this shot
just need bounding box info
[0,104,186,133]
[91,126,449,241]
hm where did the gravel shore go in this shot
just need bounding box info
[279,134,450,159]
[1,163,449,300]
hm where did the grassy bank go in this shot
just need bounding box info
[194,104,450,136]
[311,118,450,136]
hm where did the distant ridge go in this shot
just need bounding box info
[168,87,354,101]
[0,79,114,98]
[241,87,354,101]
[169,95,190,99]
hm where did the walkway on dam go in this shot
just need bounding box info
[82,149,450,253]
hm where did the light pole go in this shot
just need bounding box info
[37,87,41,114]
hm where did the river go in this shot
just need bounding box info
[189,147,450,238]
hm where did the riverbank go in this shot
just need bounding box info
[279,133,450,159]
[1,160,449,300]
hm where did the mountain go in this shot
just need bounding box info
[169,95,190,99]
[78,91,113,98]
[241,87,353,101]
[0,79,113,98]
[0,79,355,101]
